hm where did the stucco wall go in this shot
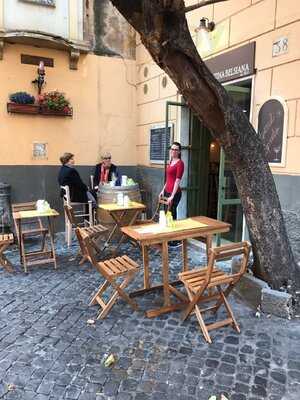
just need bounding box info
[136,0,300,176]
[0,43,137,167]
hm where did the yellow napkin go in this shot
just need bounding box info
[136,218,207,234]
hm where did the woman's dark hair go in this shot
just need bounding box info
[172,141,182,159]
[60,152,74,165]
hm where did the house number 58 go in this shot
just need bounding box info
[272,37,288,57]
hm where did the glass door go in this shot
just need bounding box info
[217,78,252,244]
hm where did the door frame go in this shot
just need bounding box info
[216,74,255,244]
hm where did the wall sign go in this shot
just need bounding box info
[257,97,288,167]
[33,142,48,160]
[150,124,172,164]
[20,0,55,6]
[272,37,288,57]
[205,42,256,83]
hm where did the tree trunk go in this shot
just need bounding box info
[109,0,300,294]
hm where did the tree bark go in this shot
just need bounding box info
[109,0,300,294]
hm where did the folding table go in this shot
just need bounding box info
[98,201,146,253]
[121,216,230,318]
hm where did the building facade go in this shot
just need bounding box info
[0,0,299,252]
[0,0,137,230]
[136,0,300,254]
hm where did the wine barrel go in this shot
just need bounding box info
[97,184,142,239]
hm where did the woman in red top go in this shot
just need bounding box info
[159,141,184,220]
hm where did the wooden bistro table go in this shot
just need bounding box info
[121,216,230,318]
[98,201,146,254]
[13,208,59,273]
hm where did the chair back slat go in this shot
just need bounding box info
[77,227,99,268]
[64,205,77,227]
[202,241,251,285]
[151,196,170,221]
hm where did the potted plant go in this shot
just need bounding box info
[39,91,73,116]
[7,92,39,114]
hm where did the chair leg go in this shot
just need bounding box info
[194,304,212,344]
[218,287,240,333]
[88,202,93,226]
[181,284,206,322]
[97,288,120,319]
[67,220,72,247]
[90,280,110,306]
[97,273,138,319]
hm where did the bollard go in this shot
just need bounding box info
[0,183,12,233]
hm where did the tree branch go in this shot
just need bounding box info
[185,0,229,13]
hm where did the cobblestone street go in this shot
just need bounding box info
[0,238,299,400]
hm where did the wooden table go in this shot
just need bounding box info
[98,201,146,253]
[13,209,59,273]
[121,216,230,318]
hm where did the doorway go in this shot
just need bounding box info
[185,77,253,243]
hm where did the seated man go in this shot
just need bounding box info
[58,152,96,206]
[93,151,120,189]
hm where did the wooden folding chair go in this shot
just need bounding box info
[179,241,251,344]
[0,233,14,272]
[136,196,169,225]
[64,205,107,264]
[61,185,94,247]
[12,202,48,250]
[77,227,139,319]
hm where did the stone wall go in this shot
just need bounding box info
[85,0,135,59]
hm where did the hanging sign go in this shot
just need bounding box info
[205,42,256,83]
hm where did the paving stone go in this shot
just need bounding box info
[288,360,300,371]
[270,370,287,385]
[218,363,235,375]
[1,239,300,400]
[252,384,267,397]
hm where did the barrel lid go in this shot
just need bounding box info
[98,184,140,191]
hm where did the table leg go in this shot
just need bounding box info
[162,241,170,307]
[182,239,188,271]
[142,245,150,289]
[115,210,141,250]
[104,210,125,248]
[48,217,57,270]
[113,209,142,255]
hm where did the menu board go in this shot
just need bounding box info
[258,99,285,165]
[150,125,172,163]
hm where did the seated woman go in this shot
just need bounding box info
[93,151,120,189]
[58,152,96,206]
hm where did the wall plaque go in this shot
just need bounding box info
[257,97,287,167]
[33,142,48,160]
[150,124,172,164]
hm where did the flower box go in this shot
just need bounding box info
[6,103,73,117]
[7,102,39,114]
[40,107,73,117]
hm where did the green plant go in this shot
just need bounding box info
[39,91,70,111]
[9,92,35,104]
